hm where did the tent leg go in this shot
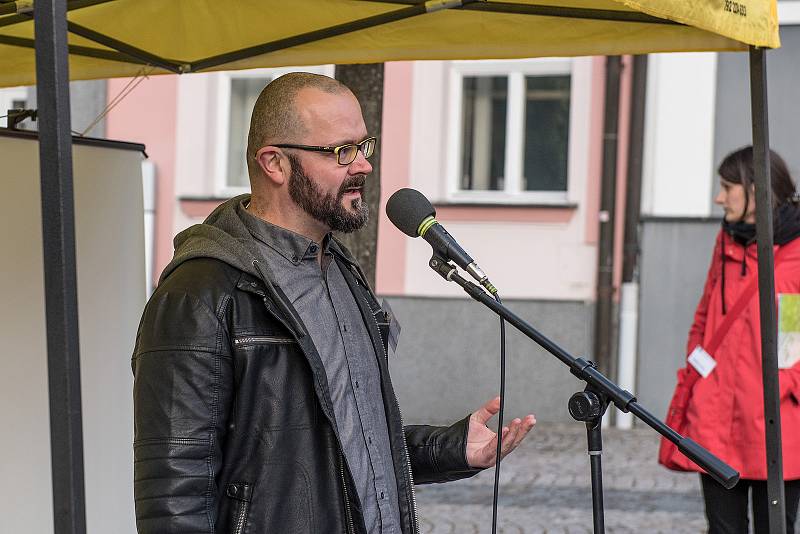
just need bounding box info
[749,45,786,534]
[34,1,87,534]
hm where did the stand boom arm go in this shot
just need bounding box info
[429,258,739,489]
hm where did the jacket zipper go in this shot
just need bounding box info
[233,335,294,346]
[358,291,420,534]
[392,385,419,534]
[232,499,249,534]
[227,482,252,534]
[133,436,207,446]
[339,453,356,534]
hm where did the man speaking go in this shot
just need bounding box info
[132,72,535,533]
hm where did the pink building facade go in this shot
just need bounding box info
[103,58,633,423]
[106,58,631,300]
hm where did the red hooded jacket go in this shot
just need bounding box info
[679,230,800,479]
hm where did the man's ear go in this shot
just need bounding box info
[255,147,287,186]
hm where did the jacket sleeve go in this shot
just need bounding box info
[404,415,483,484]
[131,289,233,533]
[687,233,723,356]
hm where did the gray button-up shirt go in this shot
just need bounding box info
[240,203,401,534]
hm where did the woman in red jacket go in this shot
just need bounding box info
[684,146,800,533]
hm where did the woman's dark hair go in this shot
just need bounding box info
[718,146,797,212]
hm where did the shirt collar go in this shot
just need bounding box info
[238,199,330,265]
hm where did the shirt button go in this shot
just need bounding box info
[292,255,299,262]
[368,436,373,444]
[309,244,318,253]
[355,381,360,389]
[380,491,385,499]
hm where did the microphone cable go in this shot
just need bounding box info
[491,291,506,534]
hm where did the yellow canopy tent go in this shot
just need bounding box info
[0,0,780,87]
[1,1,786,533]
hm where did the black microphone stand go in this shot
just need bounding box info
[427,256,739,534]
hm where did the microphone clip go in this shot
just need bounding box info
[429,254,499,296]
[429,255,458,282]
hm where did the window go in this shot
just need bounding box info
[523,75,571,192]
[448,59,574,204]
[214,65,334,195]
[0,86,30,128]
[226,77,270,188]
[460,76,507,191]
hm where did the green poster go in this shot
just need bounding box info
[778,294,800,369]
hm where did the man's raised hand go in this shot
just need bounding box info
[465,396,536,468]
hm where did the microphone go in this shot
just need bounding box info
[386,188,496,294]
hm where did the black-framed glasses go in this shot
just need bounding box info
[272,136,377,166]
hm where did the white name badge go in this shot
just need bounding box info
[688,345,717,378]
[381,298,402,354]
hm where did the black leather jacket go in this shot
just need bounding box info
[132,230,480,534]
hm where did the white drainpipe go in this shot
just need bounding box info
[616,281,639,429]
[142,160,156,297]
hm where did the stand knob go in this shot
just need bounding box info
[569,391,602,421]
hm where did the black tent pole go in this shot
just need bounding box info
[33,1,87,534]
[749,45,786,534]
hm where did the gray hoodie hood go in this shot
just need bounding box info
[159,194,262,284]
[160,193,362,290]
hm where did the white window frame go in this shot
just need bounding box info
[445,58,577,205]
[778,1,800,24]
[213,65,334,197]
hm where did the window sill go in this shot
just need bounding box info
[444,190,573,206]
[434,201,577,209]
[432,202,577,224]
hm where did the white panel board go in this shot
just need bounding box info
[0,134,145,534]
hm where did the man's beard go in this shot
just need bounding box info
[287,154,369,234]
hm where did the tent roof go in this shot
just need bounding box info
[0,0,780,88]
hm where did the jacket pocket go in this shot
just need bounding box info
[226,482,253,534]
[231,335,319,431]
[233,335,295,347]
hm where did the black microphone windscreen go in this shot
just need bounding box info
[385,188,436,238]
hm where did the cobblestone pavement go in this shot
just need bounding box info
[415,423,800,533]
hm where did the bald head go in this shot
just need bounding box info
[246,72,351,183]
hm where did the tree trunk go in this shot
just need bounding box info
[334,63,384,289]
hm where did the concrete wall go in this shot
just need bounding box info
[385,296,592,425]
[635,219,719,421]
[712,24,800,206]
[70,80,108,138]
[23,79,107,137]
